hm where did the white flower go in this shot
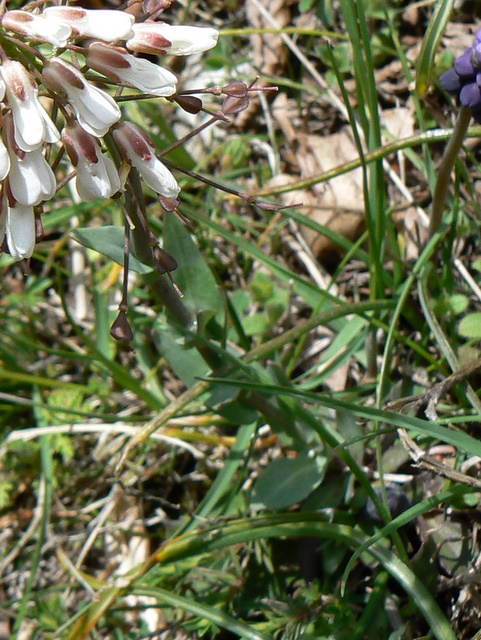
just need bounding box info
[42,6,134,42]
[8,149,56,207]
[113,122,180,199]
[126,23,219,56]
[42,58,121,137]
[1,60,60,152]
[7,203,36,261]
[2,10,72,48]
[87,42,178,97]
[4,113,56,206]
[62,124,120,201]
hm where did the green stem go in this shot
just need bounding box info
[429,106,471,237]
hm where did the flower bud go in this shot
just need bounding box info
[153,246,177,274]
[87,42,177,97]
[222,94,249,115]
[1,60,59,152]
[110,310,134,342]
[174,95,203,114]
[2,10,72,47]
[113,121,180,199]
[62,124,120,201]
[42,58,121,137]
[4,113,56,207]
[222,81,248,98]
[42,6,134,42]
[142,0,172,18]
[126,22,218,56]
[6,203,35,261]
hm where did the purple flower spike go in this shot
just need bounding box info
[459,82,481,108]
[454,51,476,78]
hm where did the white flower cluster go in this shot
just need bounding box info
[0,5,219,260]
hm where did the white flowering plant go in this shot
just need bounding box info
[0,0,275,341]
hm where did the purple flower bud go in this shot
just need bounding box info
[460,82,481,108]
[222,81,249,98]
[110,310,134,342]
[153,246,178,274]
[439,67,461,93]
[454,50,476,77]
[175,95,203,114]
[222,94,249,115]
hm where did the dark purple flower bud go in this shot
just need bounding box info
[110,310,134,342]
[439,67,461,93]
[153,246,178,274]
[454,50,476,77]
[175,95,203,114]
[460,82,481,107]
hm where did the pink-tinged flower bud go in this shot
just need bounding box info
[142,0,172,18]
[126,23,218,56]
[222,81,248,98]
[4,114,56,207]
[62,124,120,201]
[2,10,72,48]
[222,94,249,115]
[6,203,35,261]
[42,58,121,137]
[112,121,180,199]
[42,6,134,42]
[0,60,59,152]
[87,42,177,97]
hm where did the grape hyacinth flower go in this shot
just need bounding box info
[439,28,481,122]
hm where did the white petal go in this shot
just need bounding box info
[127,24,219,56]
[0,134,11,181]
[8,150,56,206]
[43,7,134,42]
[2,11,72,47]
[0,199,6,246]
[76,155,120,201]
[133,155,180,198]
[7,203,35,260]
[119,58,177,96]
[70,85,121,137]
[1,62,59,151]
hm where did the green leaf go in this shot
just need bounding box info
[71,226,153,274]
[416,0,456,97]
[458,313,481,339]
[155,321,211,386]
[163,214,224,321]
[253,454,326,509]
